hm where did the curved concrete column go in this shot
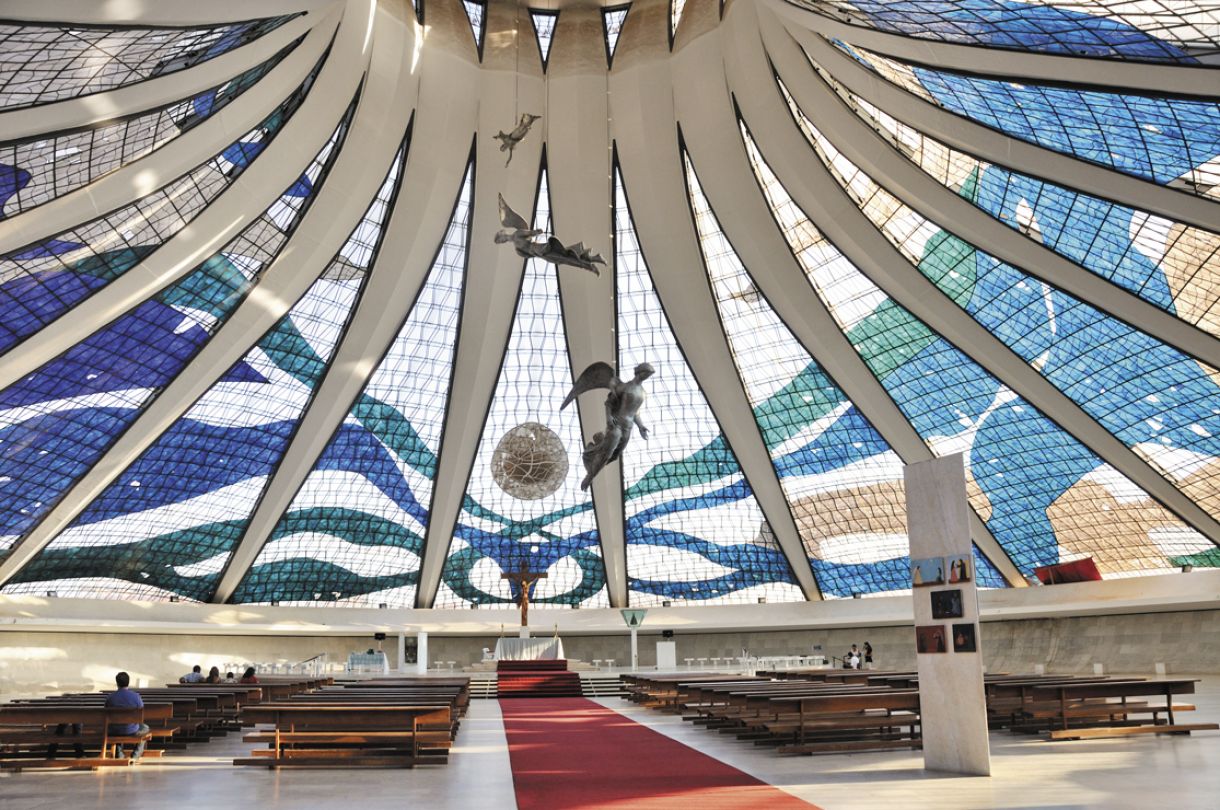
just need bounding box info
[414,1,549,609]
[0,0,370,395]
[765,0,1220,99]
[546,4,628,607]
[682,7,1025,587]
[0,0,334,25]
[213,41,478,604]
[790,27,1220,234]
[729,9,1220,550]
[0,10,340,254]
[611,4,823,601]
[0,11,320,140]
[762,20,1220,372]
[0,0,409,590]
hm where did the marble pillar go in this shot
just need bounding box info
[905,454,991,776]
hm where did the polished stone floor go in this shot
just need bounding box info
[2,676,1216,810]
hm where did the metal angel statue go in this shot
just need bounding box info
[561,361,655,490]
[493,113,541,167]
[496,194,606,276]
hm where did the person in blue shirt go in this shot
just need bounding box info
[179,665,204,683]
[105,671,148,760]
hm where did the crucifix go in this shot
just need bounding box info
[502,561,547,630]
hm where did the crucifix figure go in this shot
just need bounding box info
[501,561,547,628]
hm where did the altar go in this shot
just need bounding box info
[494,637,565,661]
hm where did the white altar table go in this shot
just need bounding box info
[494,637,565,661]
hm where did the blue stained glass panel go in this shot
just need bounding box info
[838,44,1220,197]
[685,152,916,597]
[233,162,473,607]
[0,104,351,563]
[741,121,1216,576]
[616,169,803,605]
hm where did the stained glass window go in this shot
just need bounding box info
[782,81,1220,531]
[463,1,488,57]
[817,75,1220,339]
[786,1,1220,63]
[603,5,631,66]
[530,10,558,69]
[233,162,473,607]
[834,43,1220,197]
[4,138,405,602]
[0,16,296,109]
[0,57,324,356]
[0,100,353,564]
[741,121,1216,577]
[685,152,913,597]
[436,170,609,609]
[615,169,803,605]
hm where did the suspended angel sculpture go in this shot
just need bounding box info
[496,194,606,276]
[494,113,541,167]
[561,361,655,490]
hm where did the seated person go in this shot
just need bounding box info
[223,671,237,683]
[239,666,259,684]
[179,665,204,683]
[106,671,149,760]
[205,666,222,684]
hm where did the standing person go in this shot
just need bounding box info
[179,665,204,683]
[863,641,874,670]
[106,671,148,761]
[239,666,259,684]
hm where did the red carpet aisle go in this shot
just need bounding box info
[497,659,582,698]
[500,698,821,809]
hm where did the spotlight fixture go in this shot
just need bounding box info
[46,590,57,598]
[169,595,180,603]
[1182,564,1194,573]
[757,597,767,604]
[852,593,862,599]
[662,600,672,607]
[378,603,388,609]
[270,600,280,606]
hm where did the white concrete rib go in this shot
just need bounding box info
[0,8,340,255]
[0,0,394,590]
[546,3,628,608]
[610,6,823,601]
[789,25,1220,235]
[765,0,1220,99]
[684,3,1025,587]
[734,4,1220,551]
[0,10,322,140]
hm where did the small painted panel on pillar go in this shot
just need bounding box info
[905,454,991,776]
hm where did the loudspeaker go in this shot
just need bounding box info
[373,632,387,641]
[662,629,674,639]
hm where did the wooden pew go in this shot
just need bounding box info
[236,704,453,768]
[766,691,922,754]
[1022,679,1218,739]
[0,703,174,770]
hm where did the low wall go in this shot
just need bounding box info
[3,609,1217,699]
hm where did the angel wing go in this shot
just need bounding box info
[498,194,531,231]
[567,242,606,265]
[561,361,618,410]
